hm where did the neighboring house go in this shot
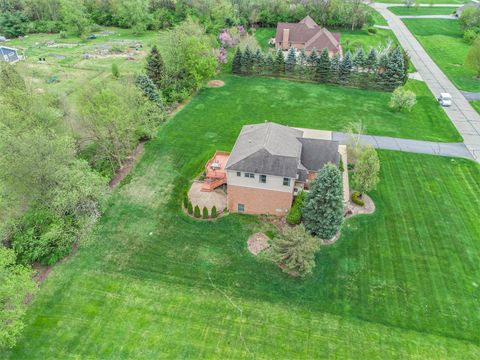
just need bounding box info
[274,16,342,57]
[455,2,480,17]
[201,122,347,216]
[0,46,20,63]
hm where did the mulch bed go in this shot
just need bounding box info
[345,193,376,218]
[247,232,270,256]
[207,80,225,87]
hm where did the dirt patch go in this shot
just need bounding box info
[207,80,225,87]
[247,232,270,255]
[109,140,146,189]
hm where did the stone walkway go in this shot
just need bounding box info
[371,2,480,161]
[332,132,473,159]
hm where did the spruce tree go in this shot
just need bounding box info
[242,46,254,74]
[232,47,243,74]
[339,51,352,85]
[383,47,405,91]
[298,48,308,78]
[145,45,164,89]
[316,48,331,83]
[265,53,275,75]
[365,48,378,72]
[329,54,341,84]
[307,48,319,79]
[353,48,366,71]
[285,47,297,75]
[253,48,264,74]
[275,49,285,75]
[303,163,344,240]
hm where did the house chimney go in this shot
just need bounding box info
[282,28,290,50]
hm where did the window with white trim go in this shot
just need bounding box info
[259,175,267,183]
[283,177,290,186]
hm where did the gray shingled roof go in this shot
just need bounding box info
[299,138,340,171]
[226,122,339,179]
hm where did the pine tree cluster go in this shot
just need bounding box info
[231,46,407,91]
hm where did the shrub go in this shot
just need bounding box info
[265,230,276,239]
[389,86,417,112]
[339,158,345,173]
[183,195,189,209]
[111,63,120,79]
[351,191,365,206]
[59,31,67,39]
[464,28,479,44]
[187,201,193,215]
[202,206,209,219]
[367,27,377,35]
[286,191,306,225]
[211,206,217,218]
[194,205,201,218]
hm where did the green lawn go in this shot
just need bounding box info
[402,19,480,92]
[389,6,458,15]
[253,28,275,51]
[381,0,466,3]
[150,75,460,142]
[2,77,480,357]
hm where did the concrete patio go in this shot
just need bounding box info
[188,181,227,212]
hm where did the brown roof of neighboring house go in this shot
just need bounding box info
[275,16,341,52]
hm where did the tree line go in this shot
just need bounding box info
[0,0,376,37]
[232,46,409,92]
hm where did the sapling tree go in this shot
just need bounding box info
[352,146,380,195]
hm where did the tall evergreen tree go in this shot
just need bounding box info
[275,49,285,75]
[365,48,378,72]
[339,51,352,85]
[297,48,308,78]
[265,53,275,75]
[232,47,243,74]
[383,47,405,91]
[307,48,319,79]
[285,47,297,75]
[353,48,366,71]
[330,54,341,84]
[303,163,344,240]
[145,45,164,89]
[253,48,264,74]
[242,46,254,74]
[316,48,331,83]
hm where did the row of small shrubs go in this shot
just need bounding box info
[286,191,306,225]
[183,196,218,219]
[351,191,365,207]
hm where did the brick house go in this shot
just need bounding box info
[275,16,342,57]
[201,122,346,216]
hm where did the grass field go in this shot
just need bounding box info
[389,6,458,15]
[381,0,466,3]
[2,76,479,358]
[402,19,480,92]
[7,28,164,98]
[130,75,459,142]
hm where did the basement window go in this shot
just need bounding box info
[238,204,245,212]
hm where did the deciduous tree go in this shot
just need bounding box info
[352,146,380,195]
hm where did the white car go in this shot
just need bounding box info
[438,93,452,107]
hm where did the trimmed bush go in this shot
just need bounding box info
[367,27,377,35]
[187,201,193,215]
[287,191,306,225]
[211,206,217,218]
[183,195,189,209]
[351,191,365,206]
[202,206,208,219]
[194,205,201,218]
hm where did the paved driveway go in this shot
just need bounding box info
[371,3,480,161]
